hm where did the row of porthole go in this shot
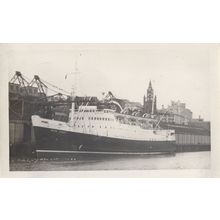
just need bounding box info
[74,125,113,129]
[78,110,111,113]
[88,117,113,121]
[79,110,96,112]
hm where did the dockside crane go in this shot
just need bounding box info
[29,75,48,98]
[9,71,30,96]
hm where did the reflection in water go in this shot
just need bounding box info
[10,151,210,171]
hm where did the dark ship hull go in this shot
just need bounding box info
[33,126,176,158]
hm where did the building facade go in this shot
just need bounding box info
[158,100,192,125]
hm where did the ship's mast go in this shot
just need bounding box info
[65,53,82,123]
[71,58,80,100]
[71,54,81,100]
[65,53,82,100]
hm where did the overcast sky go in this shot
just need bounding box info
[7,44,215,121]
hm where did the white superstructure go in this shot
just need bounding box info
[32,105,175,142]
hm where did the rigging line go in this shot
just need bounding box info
[22,74,32,82]
[46,87,70,96]
[44,85,62,94]
[20,73,68,94]
[12,73,70,95]
[46,86,70,96]
[41,79,71,95]
[155,106,173,129]
[73,96,93,126]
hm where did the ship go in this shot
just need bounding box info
[31,102,176,157]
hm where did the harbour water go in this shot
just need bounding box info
[10,151,210,171]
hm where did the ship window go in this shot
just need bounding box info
[77,117,79,120]
[82,125,83,128]
[100,126,101,128]
[94,117,96,120]
[88,117,90,120]
[88,126,89,128]
[97,118,99,120]
[78,125,80,127]
[105,118,107,121]
[92,125,94,128]
[82,117,84,120]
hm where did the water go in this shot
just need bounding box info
[10,151,210,171]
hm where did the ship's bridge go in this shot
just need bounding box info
[103,109,115,113]
[78,106,97,112]
[77,106,115,114]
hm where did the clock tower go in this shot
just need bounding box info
[143,81,157,114]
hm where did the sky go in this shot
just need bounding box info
[6,44,215,121]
